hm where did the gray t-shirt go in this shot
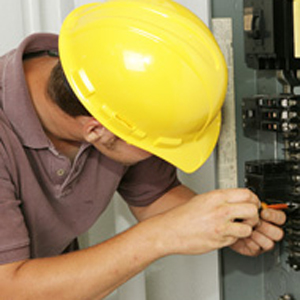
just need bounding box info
[0,33,180,264]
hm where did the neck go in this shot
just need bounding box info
[23,55,84,161]
[45,130,82,161]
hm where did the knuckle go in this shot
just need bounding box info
[239,224,252,238]
[214,223,226,237]
[243,187,256,199]
[218,205,231,219]
[244,225,253,237]
[249,204,259,216]
[243,188,253,196]
[224,237,238,247]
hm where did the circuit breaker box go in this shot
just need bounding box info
[242,0,300,293]
[214,0,300,299]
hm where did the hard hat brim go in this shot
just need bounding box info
[141,112,222,174]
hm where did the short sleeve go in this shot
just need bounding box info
[117,156,181,207]
[0,141,30,264]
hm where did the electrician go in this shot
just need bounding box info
[0,0,285,299]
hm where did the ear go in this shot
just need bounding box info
[81,117,117,147]
[81,118,105,144]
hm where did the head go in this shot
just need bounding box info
[58,0,228,173]
[47,61,152,165]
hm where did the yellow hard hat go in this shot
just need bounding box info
[59,0,228,173]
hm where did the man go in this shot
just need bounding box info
[0,0,285,299]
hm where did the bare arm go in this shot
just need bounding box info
[132,184,286,256]
[1,218,169,300]
[0,187,267,300]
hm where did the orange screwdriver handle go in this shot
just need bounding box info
[261,202,288,210]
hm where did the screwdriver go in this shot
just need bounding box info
[261,202,300,211]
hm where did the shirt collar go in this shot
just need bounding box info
[2,33,59,149]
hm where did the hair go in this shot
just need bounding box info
[47,61,91,117]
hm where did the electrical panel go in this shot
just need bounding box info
[243,94,300,271]
[245,159,300,271]
[244,0,300,70]
[243,0,300,277]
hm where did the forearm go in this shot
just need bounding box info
[1,188,266,299]
[0,185,195,300]
[2,218,167,300]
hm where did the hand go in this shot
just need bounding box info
[230,208,286,256]
[157,188,261,256]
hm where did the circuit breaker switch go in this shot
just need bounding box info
[246,109,255,118]
[281,99,289,108]
[282,122,298,132]
[282,111,289,119]
[290,141,300,149]
[244,7,263,40]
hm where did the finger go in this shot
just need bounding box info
[225,188,260,208]
[255,220,285,242]
[225,222,253,239]
[260,209,287,225]
[240,237,262,256]
[249,230,275,252]
[230,238,263,257]
[226,203,259,227]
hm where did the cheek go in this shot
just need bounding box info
[92,137,153,164]
[123,143,152,159]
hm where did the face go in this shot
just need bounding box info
[92,136,152,166]
[80,116,152,165]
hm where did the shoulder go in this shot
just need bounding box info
[125,156,178,179]
[0,109,24,172]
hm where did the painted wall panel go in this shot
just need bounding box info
[176,0,210,25]
[0,0,24,55]
[39,0,75,33]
